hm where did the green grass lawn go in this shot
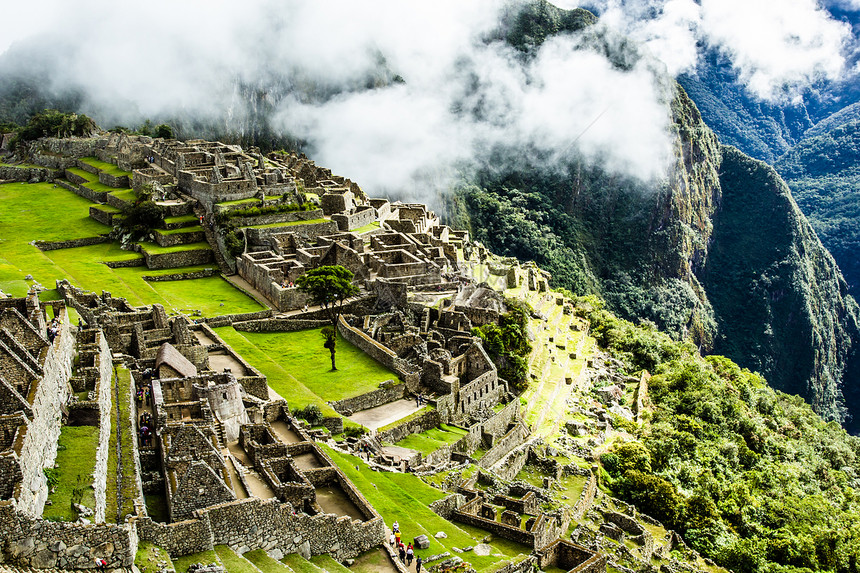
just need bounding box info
[42,243,260,316]
[395,424,468,455]
[352,221,381,234]
[135,541,174,573]
[42,426,99,521]
[218,197,259,207]
[91,204,122,213]
[310,554,351,571]
[85,181,126,193]
[0,182,110,295]
[80,156,132,177]
[213,327,396,407]
[323,445,532,572]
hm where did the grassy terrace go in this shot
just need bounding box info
[1,183,260,315]
[109,188,137,203]
[66,167,98,182]
[91,204,121,213]
[157,226,203,236]
[80,156,132,178]
[352,221,381,234]
[324,445,532,572]
[172,550,220,573]
[394,423,468,455]
[241,218,327,229]
[164,214,198,225]
[213,327,395,418]
[136,241,211,255]
[42,425,99,521]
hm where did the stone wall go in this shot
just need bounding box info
[572,474,597,520]
[0,166,62,182]
[537,539,607,573]
[92,331,113,523]
[233,318,329,333]
[154,229,206,248]
[0,501,136,569]
[331,205,376,232]
[489,442,532,482]
[450,497,534,547]
[377,408,441,444]
[202,310,274,328]
[225,209,325,226]
[480,422,530,469]
[34,236,111,252]
[244,221,338,245]
[135,495,384,561]
[15,309,75,516]
[98,172,129,188]
[57,179,108,203]
[142,248,214,270]
[329,383,405,415]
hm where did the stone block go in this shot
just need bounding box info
[414,534,430,549]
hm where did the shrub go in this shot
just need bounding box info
[295,404,323,425]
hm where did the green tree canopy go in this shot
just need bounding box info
[296,265,360,371]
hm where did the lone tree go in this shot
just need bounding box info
[296,265,359,371]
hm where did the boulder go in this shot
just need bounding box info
[473,544,492,556]
[414,534,430,550]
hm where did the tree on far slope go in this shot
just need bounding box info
[296,265,359,371]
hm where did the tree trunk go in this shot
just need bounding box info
[330,347,337,371]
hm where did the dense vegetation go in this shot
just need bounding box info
[775,113,860,299]
[585,299,860,573]
[472,302,533,391]
[6,109,97,147]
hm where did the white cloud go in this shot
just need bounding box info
[590,0,852,100]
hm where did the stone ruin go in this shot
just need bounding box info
[0,134,615,572]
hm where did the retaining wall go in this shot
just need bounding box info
[329,383,405,415]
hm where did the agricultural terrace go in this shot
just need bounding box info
[0,182,262,316]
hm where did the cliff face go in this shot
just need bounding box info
[701,146,860,428]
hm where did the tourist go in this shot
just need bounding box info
[136,389,144,407]
[389,531,396,547]
[415,556,423,572]
[395,530,401,547]
[303,303,308,312]
[392,520,399,533]
[398,543,406,563]
[406,543,414,566]
[144,386,151,406]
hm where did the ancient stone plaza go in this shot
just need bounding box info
[0,132,710,573]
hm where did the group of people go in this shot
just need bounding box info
[415,393,426,407]
[46,318,61,343]
[136,370,155,447]
[390,521,423,571]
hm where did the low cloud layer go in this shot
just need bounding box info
[0,0,856,202]
[581,0,854,99]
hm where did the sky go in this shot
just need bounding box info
[1,0,857,200]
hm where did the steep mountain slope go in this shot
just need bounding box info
[702,146,860,429]
[775,106,860,297]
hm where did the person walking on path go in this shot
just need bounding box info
[398,543,406,563]
[389,531,396,547]
[415,556,423,572]
[406,543,414,566]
